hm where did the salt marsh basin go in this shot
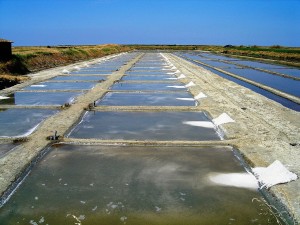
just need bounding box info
[0,144,279,225]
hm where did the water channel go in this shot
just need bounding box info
[176,52,300,111]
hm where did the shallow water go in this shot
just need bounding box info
[110,82,187,91]
[197,64,300,111]
[122,75,177,81]
[0,92,82,106]
[23,82,96,91]
[68,111,221,140]
[126,71,176,76]
[199,60,235,68]
[0,144,281,225]
[96,92,196,106]
[177,53,300,110]
[266,68,300,78]
[0,109,58,137]
[223,68,300,97]
[69,71,113,75]
[50,75,107,81]
[230,60,288,69]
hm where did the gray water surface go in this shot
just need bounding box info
[50,75,107,81]
[23,82,96,91]
[68,111,221,140]
[1,92,82,106]
[110,82,187,91]
[0,109,58,137]
[97,92,196,106]
[0,144,280,225]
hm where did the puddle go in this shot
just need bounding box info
[0,144,282,225]
[68,111,221,140]
[50,75,107,81]
[110,82,187,91]
[23,82,96,91]
[0,109,58,137]
[0,143,18,158]
[97,92,197,106]
[0,92,82,106]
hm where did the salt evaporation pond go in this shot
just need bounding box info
[122,75,176,81]
[222,68,300,97]
[110,82,187,91]
[23,82,96,91]
[97,92,196,106]
[0,109,58,137]
[70,71,113,75]
[126,71,176,75]
[68,111,221,140]
[50,75,107,81]
[0,144,280,225]
[0,92,82,106]
[129,67,169,71]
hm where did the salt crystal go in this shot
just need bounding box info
[194,92,207,100]
[212,113,235,126]
[62,69,69,74]
[178,74,186,79]
[39,216,45,223]
[185,81,195,88]
[253,160,298,188]
[155,206,161,212]
[120,216,127,222]
[182,121,215,128]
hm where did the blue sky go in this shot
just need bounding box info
[0,0,299,46]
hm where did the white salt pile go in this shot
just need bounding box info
[253,160,298,188]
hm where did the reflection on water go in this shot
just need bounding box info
[223,68,300,97]
[50,75,107,81]
[23,82,96,91]
[110,82,187,91]
[0,92,83,106]
[122,75,176,81]
[0,145,281,225]
[0,109,58,137]
[68,111,221,140]
[177,53,300,111]
[97,92,196,106]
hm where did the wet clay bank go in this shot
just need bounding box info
[0,51,299,223]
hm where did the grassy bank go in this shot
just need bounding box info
[0,44,132,89]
